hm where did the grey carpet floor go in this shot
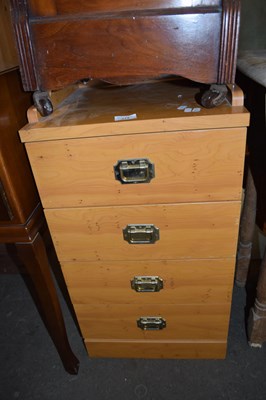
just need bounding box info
[0,251,266,400]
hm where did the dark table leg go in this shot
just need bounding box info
[235,167,257,287]
[248,247,266,347]
[15,232,79,374]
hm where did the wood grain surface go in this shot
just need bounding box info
[85,340,227,359]
[28,0,221,16]
[45,201,241,262]
[75,303,230,340]
[19,75,247,359]
[0,0,18,72]
[61,258,235,305]
[25,128,246,208]
[20,81,249,143]
[30,13,220,89]
[11,0,240,94]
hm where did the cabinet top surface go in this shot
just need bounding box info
[20,79,249,143]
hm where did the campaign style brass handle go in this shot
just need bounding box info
[131,276,163,292]
[114,158,155,184]
[123,224,159,244]
[137,317,166,330]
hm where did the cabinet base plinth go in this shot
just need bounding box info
[84,340,227,359]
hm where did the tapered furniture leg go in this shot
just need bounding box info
[248,247,266,347]
[15,232,79,374]
[235,167,257,287]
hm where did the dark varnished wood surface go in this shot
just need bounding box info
[31,13,220,88]
[10,0,240,92]
[28,0,221,16]
[0,68,38,225]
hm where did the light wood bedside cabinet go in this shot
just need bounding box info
[19,80,249,359]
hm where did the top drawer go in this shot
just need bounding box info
[25,128,246,208]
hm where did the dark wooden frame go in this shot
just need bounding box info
[10,0,240,92]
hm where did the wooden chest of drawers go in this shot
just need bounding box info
[20,80,249,359]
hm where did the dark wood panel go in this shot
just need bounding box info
[0,0,19,72]
[31,13,220,89]
[10,0,38,91]
[0,180,13,221]
[0,204,43,243]
[10,0,240,94]
[218,0,240,83]
[28,0,221,17]
[0,69,39,225]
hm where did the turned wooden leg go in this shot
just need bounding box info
[235,167,257,287]
[248,247,266,347]
[15,232,79,374]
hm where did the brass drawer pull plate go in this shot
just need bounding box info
[114,158,155,184]
[131,276,163,292]
[137,317,166,331]
[123,224,159,244]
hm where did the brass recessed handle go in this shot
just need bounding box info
[131,276,163,292]
[123,224,160,244]
[137,317,166,330]
[114,158,155,184]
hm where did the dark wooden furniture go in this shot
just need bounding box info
[235,50,266,347]
[10,0,241,115]
[0,67,79,374]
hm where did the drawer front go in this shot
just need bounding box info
[74,303,230,340]
[62,258,234,305]
[45,201,241,262]
[85,340,226,359]
[26,128,246,208]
